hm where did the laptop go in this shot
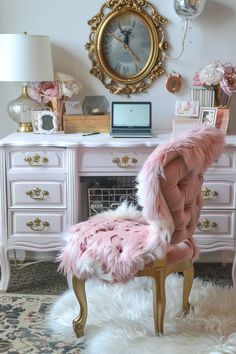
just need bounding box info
[110,101,152,138]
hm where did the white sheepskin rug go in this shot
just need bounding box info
[47,274,236,354]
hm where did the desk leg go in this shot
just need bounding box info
[232,253,236,287]
[0,245,10,292]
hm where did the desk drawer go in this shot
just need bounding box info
[9,211,66,236]
[202,181,235,208]
[9,180,66,208]
[210,148,236,170]
[78,147,153,174]
[7,147,65,171]
[195,210,235,238]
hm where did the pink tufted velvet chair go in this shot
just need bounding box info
[58,127,224,336]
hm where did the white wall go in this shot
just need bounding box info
[1,0,236,138]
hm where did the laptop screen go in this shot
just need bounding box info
[111,102,152,129]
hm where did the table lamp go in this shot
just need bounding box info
[0,33,54,132]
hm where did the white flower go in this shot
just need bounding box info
[60,81,81,97]
[199,62,224,87]
[54,72,83,97]
[55,72,74,82]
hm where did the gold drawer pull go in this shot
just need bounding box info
[201,187,218,200]
[197,218,217,232]
[26,187,49,200]
[24,154,49,167]
[26,218,50,231]
[112,155,138,168]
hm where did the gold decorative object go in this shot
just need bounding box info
[86,0,168,95]
[26,218,50,231]
[112,155,138,168]
[197,218,217,232]
[24,154,49,167]
[26,187,49,200]
[201,187,218,200]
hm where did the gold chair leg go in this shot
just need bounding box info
[182,264,194,314]
[152,270,166,335]
[72,276,87,337]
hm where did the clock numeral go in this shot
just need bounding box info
[128,15,131,26]
[115,62,121,73]
[123,65,129,75]
[135,63,140,73]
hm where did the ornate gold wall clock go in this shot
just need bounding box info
[85,0,168,96]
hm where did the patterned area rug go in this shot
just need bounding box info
[0,293,84,353]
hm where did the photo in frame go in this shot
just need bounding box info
[215,108,230,134]
[199,107,217,127]
[32,110,58,134]
[175,100,199,117]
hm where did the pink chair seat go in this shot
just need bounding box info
[59,214,195,283]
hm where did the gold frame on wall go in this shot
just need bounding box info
[85,0,168,95]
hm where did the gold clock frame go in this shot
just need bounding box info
[85,0,168,96]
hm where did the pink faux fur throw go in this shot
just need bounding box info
[58,127,225,283]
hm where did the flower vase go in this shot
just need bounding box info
[48,97,66,131]
[214,84,231,108]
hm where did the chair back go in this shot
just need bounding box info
[136,127,225,247]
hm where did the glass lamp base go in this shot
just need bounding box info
[8,84,42,132]
[18,122,33,132]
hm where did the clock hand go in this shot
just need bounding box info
[107,31,140,63]
[107,31,124,44]
[123,43,140,63]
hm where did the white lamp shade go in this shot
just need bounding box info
[0,34,54,82]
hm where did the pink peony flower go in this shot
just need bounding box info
[192,72,202,86]
[40,81,61,102]
[220,64,236,96]
[28,81,61,103]
[28,72,82,103]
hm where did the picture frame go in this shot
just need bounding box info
[215,108,230,134]
[199,107,217,127]
[32,110,58,134]
[175,100,199,117]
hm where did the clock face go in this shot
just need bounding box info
[96,10,157,82]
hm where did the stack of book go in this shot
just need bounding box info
[190,88,215,107]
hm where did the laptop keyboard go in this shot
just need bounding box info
[112,129,151,134]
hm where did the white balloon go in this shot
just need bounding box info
[173,0,207,20]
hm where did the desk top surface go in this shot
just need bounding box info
[0,132,236,148]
